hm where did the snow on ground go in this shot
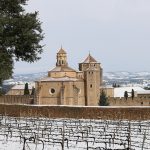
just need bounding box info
[0,115,150,149]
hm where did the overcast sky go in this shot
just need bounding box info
[14,0,150,74]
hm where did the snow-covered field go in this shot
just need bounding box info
[0,115,149,150]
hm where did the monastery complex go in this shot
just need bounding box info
[35,47,103,106]
[4,47,150,106]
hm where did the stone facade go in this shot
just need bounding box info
[35,48,103,106]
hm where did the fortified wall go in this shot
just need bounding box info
[1,95,150,106]
[108,97,150,106]
[0,95,34,105]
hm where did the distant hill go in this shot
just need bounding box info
[2,71,150,88]
[104,71,150,86]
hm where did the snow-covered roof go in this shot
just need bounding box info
[11,83,35,90]
[137,90,150,95]
[101,86,114,89]
[114,86,145,97]
[39,77,80,82]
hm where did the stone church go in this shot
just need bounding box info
[35,47,103,106]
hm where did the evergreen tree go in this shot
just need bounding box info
[124,91,128,100]
[0,87,2,96]
[98,90,109,106]
[0,51,13,85]
[0,0,44,85]
[131,89,134,100]
[31,86,35,95]
[112,83,117,88]
[24,83,29,95]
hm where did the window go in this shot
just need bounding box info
[49,88,55,94]
[90,84,92,88]
[51,89,55,93]
[141,102,143,105]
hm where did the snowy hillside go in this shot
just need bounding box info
[2,71,150,88]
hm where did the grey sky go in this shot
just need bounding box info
[14,0,150,74]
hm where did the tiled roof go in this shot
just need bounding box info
[83,54,97,63]
[58,47,66,54]
[39,77,79,82]
[50,66,76,72]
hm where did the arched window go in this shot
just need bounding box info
[59,60,61,65]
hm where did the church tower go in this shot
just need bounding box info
[79,54,103,106]
[56,47,68,66]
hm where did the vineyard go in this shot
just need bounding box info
[0,115,150,150]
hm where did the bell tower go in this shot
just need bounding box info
[79,53,103,106]
[56,47,68,66]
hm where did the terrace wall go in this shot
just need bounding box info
[0,104,150,120]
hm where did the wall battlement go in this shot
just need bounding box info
[108,97,150,106]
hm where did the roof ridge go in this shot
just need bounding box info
[58,47,67,54]
[83,54,97,63]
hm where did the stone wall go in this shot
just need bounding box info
[0,95,34,105]
[1,95,150,106]
[0,104,150,120]
[6,89,32,95]
[108,97,150,106]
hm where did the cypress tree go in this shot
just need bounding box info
[31,87,35,95]
[98,90,109,106]
[124,91,128,100]
[24,83,29,95]
[131,89,135,100]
